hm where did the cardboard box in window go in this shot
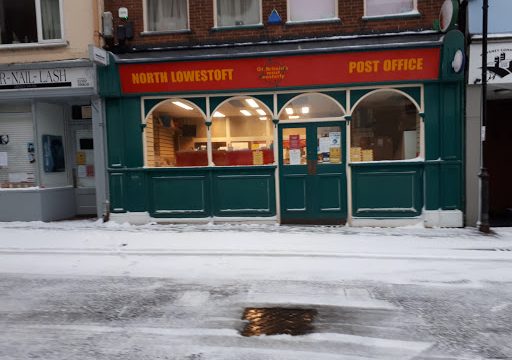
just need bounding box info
[350,147,362,162]
[374,136,393,160]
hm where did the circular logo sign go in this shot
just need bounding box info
[439,0,458,32]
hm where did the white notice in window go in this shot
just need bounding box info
[0,152,7,167]
[289,149,301,165]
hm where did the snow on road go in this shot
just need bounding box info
[1,220,511,359]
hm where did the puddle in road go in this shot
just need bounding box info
[241,307,317,337]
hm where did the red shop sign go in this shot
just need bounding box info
[118,48,440,94]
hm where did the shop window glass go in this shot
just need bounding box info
[351,91,420,162]
[216,0,260,27]
[365,0,415,17]
[279,93,344,121]
[288,0,337,22]
[212,97,274,166]
[0,0,62,45]
[145,100,207,167]
[146,0,188,32]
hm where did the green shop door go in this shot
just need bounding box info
[278,122,347,224]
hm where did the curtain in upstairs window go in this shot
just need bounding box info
[147,0,188,31]
[216,0,260,27]
[366,0,414,17]
[289,0,336,22]
[41,0,61,40]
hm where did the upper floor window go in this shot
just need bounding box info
[288,0,337,23]
[365,0,416,17]
[215,0,261,28]
[0,0,62,45]
[146,0,188,32]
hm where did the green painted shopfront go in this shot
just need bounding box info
[98,30,465,227]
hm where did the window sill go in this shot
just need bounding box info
[285,18,341,26]
[140,29,191,36]
[211,24,264,32]
[0,41,68,50]
[362,10,421,21]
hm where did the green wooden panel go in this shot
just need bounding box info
[209,96,230,114]
[317,173,343,211]
[213,172,275,216]
[106,99,125,168]
[144,99,162,117]
[109,172,125,212]
[400,87,421,107]
[125,172,147,211]
[440,162,462,210]
[441,83,461,160]
[350,89,371,108]
[424,162,441,211]
[150,175,209,217]
[282,174,308,212]
[123,98,144,168]
[323,91,346,111]
[277,93,300,114]
[352,165,423,217]
[97,54,121,97]
[424,83,441,161]
[252,94,274,113]
[440,30,465,82]
[186,97,207,114]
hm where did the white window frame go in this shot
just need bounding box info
[363,0,419,19]
[213,0,262,29]
[142,0,190,34]
[0,0,65,48]
[286,0,339,24]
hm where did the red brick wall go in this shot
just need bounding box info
[103,0,444,49]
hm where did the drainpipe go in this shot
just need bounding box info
[478,0,490,233]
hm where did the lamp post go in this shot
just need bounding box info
[478,0,490,233]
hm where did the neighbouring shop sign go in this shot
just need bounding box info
[468,43,512,85]
[0,67,94,91]
[119,48,441,94]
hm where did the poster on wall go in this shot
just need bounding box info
[42,135,65,173]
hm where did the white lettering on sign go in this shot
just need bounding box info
[0,67,94,90]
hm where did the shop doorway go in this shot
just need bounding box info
[486,99,512,226]
[278,121,347,224]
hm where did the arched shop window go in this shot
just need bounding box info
[350,90,420,162]
[211,96,274,166]
[145,99,207,167]
[279,93,345,121]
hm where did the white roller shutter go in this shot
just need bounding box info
[0,113,36,184]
